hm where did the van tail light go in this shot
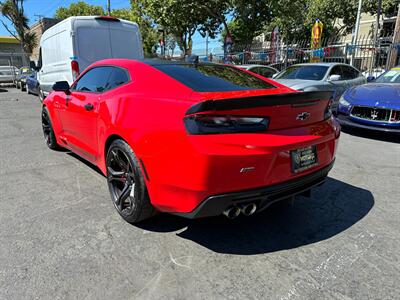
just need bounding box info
[184,115,269,135]
[71,60,80,80]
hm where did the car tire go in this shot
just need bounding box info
[21,83,26,91]
[38,87,45,102]
[106,139,156,223]
[41,107,60,150]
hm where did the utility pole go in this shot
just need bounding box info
[372,0,382,69]
[350,0,363,66]
[388,4,400,69]
[205,31,209,59]
[107,0,111,16]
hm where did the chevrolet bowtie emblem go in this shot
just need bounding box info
[296,112,311,121]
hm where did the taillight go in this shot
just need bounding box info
[71,60,80,80]
[184,115,269,135]
[324,98,333,120]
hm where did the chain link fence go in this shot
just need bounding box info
[197,34,399,75]
[0,51,31,86]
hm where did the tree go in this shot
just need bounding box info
[165,34,177,57]
[54,1,105,19]
[266,0,399,43]
[54,1,159,56]
[141,0,230,56]
[0,0,37,54]
[111,7,159,56]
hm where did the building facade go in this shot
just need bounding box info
[0,36,26,67]
[29,18,60,62]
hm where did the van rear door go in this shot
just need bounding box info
[74,17,144,72]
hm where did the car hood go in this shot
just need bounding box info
[274,79,321,90]
[344,83,400,109]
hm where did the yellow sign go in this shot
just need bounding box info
[311,19,323,62]
[0,36,19,44]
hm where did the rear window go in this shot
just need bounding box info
[276,65,329,81]
[153,64,275,92]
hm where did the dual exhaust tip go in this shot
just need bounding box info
[223,203,257,219]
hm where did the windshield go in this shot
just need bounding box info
[375,69,400,83]
[276,65,328,81]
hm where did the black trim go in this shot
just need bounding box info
[185,91,333,115]
[337,114,400,134]
[173,160,335,219]
[139,159,150,181]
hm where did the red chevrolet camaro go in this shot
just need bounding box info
[42,59,340,223]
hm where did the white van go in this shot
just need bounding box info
[35,16,144,100]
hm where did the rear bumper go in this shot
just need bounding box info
[337,114,400,134]
[173,159,334,219]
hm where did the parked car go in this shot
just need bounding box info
[337,67,400,135]
[0,66,18,84]
[15,67,31,91]
[42,59,340,223]
[274,63,366,111]
[32,15,144,101]
[236,64,279,78]
[26,71,39,95]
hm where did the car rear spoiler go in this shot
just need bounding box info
[185,91,333,115]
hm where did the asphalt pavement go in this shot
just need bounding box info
[0,87,399,300]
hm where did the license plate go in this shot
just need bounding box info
[291,145,318,173]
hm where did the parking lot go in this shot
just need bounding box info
[0,87,399,299]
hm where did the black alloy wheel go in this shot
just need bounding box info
[41,107,59,150]
[106,140,155,223]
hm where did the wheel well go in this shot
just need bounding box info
[104,134,126,160]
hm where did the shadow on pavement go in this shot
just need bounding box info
[341,126,399,144]
[136,177,374,255]
[66,151,104,175]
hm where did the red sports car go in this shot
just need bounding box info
[42,59,340,223]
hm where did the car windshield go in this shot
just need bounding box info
[375,69,400,83]
[153,63,276,92]
[276,65,328,81]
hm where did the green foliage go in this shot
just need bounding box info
[54,1,159,57]
[140,0,230,56]
[54,1,105,19]
[111,7,159,56]
[221,0,276,50]
[0,0,37,54]
[266,0,399,42]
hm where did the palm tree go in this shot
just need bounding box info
[0,0,37,55]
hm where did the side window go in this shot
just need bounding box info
[258,67,275,78]
[105,67,130,90]
[249,67,259,74]
[342,66,359,80]
[329,66,344,80]
[72,67,112,93]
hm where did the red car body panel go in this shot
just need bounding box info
[44,59,340,215]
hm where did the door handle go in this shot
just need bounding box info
[84,103,94,111]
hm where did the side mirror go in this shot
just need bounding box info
[29,61,39,71]
[52,81,70,94]
[328,74,341,82]
[367,75,375,82]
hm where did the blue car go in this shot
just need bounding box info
[26,71,39,95]
[337,67,400,135]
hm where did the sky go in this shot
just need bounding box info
[0,0,222,55]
